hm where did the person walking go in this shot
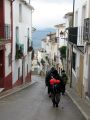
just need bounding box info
[61,70,68,95]
[45,67,55,96]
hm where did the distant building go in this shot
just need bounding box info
[54,23,67,72]
[55,23,67,47]
[41,32,59,72]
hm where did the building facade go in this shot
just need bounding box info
[66,0,90,98]
[0,0,12,90]
[0,0,34,90]
[12,0,34,87]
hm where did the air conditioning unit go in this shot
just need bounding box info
[83,18,90,41]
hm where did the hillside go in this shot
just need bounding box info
[32,28,55,49]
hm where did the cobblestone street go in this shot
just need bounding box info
[0,76,85,120]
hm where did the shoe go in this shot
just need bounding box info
[56,103,58,107]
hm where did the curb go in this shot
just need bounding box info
[0,81,37,100]
[66,90,90,120]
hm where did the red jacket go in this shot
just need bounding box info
[50,79,60,85]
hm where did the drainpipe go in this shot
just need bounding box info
[11,0,15,88]
[88,0,90,18]
[70,0,75,88]
[72,0,75,27]
[29,0,30,4]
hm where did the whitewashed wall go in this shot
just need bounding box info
[13,0,33,84]
[83,52,88,92]
[5,43,11,76]
[74,0,88,45]
[37,51,41,62]
[5,1,11,76]
[74,0,90,94]
[5,0,11,24]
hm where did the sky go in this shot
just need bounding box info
[31,0,73,29]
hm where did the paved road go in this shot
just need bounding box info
[0,76,85,120]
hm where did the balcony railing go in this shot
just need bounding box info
[0,24,11,46]
[0,39,11,44]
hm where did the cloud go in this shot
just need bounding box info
[31,1,73,29]
[31,0,73,4]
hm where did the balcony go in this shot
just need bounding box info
[28,40,33,52]
[15,43,24,59]
[68,27,78,45]
[83,18,90,42]
[0,24,11,50]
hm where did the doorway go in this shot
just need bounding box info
[0,50,4,87]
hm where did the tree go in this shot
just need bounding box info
[59,46,67,59]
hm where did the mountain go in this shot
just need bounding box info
[32,28,55,49]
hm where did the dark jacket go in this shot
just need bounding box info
[50,70,64,93]
[45,71,51,86]
[61,72,68,85]
[45,67,55,86]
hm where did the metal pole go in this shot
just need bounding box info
[10,0,13,88]
[29,0,30,4]
[11,0,15,87]
[70,0,75,88]
[70,44,73,88]
[72,0,75,27]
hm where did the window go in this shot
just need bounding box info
[72,52,76,71]
[19,3,22,22]
[5,24,10,39]
[27,28,30,51]
[18,67,20,80]
[16,27,19,44]
[8,53,11,66]
[81,5,86,44]
[75,11,78,26]
[82,5,86,24]
[27,64,28,75]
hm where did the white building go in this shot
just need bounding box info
[72,0,90,98]
[54,23,67,72]
[55,23,67,48]
[65,0,90,98]
[12,0,34,87]
[0,0,12,90]
[74,0,90,98]
[41,32,59,73]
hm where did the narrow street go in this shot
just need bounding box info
[0,76,85,120]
